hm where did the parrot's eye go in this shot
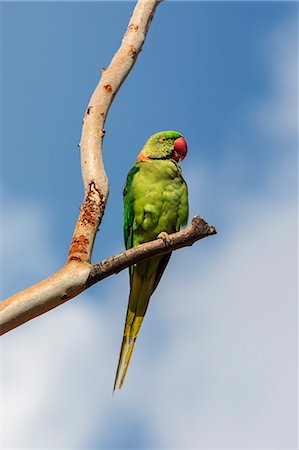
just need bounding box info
[159,137,166,143]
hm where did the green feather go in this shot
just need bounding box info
[123,165,140,250]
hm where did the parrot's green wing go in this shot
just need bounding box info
[123,165,139,250]
[123,165,140,288]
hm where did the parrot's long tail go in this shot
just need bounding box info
[113,267,156,392]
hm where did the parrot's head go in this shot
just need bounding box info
[137,130,188,162]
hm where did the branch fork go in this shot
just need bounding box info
[0,0,216,336]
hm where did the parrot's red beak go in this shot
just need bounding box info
[173,137,188,161]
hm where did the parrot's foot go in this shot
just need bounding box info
[158,231,171,246]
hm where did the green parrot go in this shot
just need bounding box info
[113,130,189,391]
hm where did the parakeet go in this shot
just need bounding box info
[113,130,189,391]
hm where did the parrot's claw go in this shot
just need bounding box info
[158,231,171,246]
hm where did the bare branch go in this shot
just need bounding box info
[87,215,216,287]
[0,1,217,337]
[0,216,216,335]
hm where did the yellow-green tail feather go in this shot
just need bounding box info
[113,265,158,391]
[119,337,137,389]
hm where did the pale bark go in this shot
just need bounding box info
[0,263,91,336]
[0,0,217,336]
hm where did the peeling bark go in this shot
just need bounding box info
[68,183,105,263]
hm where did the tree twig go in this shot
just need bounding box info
[0,216,216,335]
[87,215,216,287]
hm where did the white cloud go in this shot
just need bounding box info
[2,298,115,448]
[139,198,297,448]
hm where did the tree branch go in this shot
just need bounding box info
[0,216,216,335]
[1,0,217,337]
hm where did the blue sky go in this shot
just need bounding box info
[1,1,298,449]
